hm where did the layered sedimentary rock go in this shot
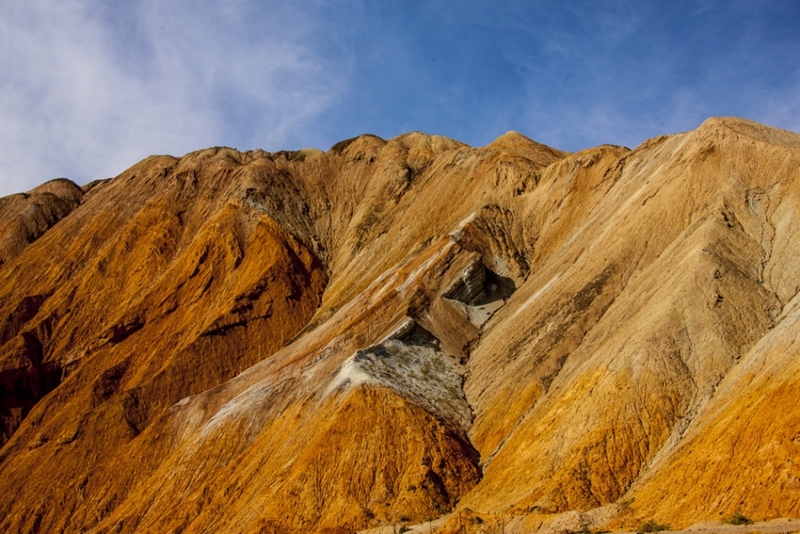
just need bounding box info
[0,118,799,533]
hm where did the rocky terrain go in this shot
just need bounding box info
[1,118,799,533]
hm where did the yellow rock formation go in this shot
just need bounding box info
[0,118,799,533]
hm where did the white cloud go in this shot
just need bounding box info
[756,81,800,136]
[0,0,345,196]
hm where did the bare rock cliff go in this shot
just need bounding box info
[1,118,799,533]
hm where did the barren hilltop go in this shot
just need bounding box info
[1,118,800,533]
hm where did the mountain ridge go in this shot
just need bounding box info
[1,117,799,533]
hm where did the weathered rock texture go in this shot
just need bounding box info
[1,118,799,533]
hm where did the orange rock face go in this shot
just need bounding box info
[1,118,799,533]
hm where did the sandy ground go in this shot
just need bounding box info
[358,515,450,533]
[672,518,800,534]
[359,517,800,534]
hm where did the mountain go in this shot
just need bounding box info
[1,118,799,533]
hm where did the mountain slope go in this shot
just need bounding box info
[0,118,798,533]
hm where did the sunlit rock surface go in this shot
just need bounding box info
[1,118,799,533]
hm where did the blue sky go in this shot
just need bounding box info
[1,0,799,196]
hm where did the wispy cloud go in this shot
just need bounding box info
[1,1,797,196]
[509,1,800,151]
[0,0,345,196]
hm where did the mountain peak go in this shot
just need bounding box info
[487,130,569,164]
[695,116,800,148]
[1,118,799,533]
